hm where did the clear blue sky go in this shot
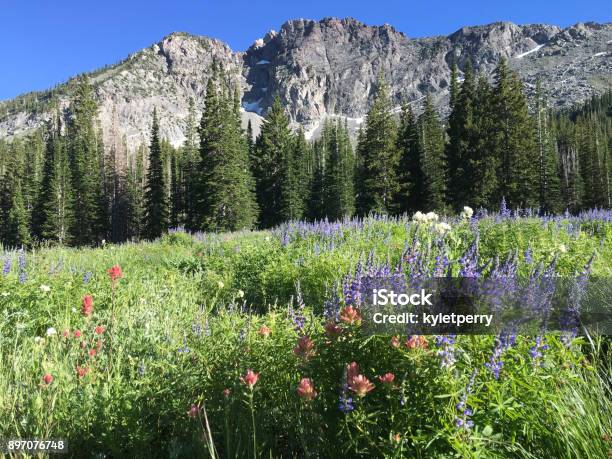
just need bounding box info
[1,0,610,100]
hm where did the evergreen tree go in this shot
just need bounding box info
[396,103,423,213]
[466,74,499,209]
[252,95,295,227]
[418,96,447,212]
[535,80,562,213]
[446,61,475,210]
[5,182,30,247]
[355,76,399,215]
[67,76,107,245]
[183,97,200,231]
[490,59,539,208]
[307,139,326,221]
[143,108,169,239]
[197,80,258,231]
[323,119,355,219]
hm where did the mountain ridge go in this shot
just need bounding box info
[1,17,610,149]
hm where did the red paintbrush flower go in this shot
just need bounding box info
[406,335,428,350]
[107,265,123,284]
[95,325,105,335]
[349,374,375,398]
[339,306,362,325]
[258,325,271,337]
[293,335,315,360]
[378,372,396,386]
[73,329,82,338]
[81,295,94,317]
[76,366,89,378]
[240,369,259,389]
[296,378,317,401]
[42,373,53,385]
[346,362,360,385]
[324,322,342,337]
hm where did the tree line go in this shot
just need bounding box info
[0,60,610,247]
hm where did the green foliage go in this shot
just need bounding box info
[356,76,400,215]
[0,216,610,457]
[144,108,169,239]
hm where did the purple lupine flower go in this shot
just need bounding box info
[435,335,456,368]
[83,271,92,284]
[524,246,533,265]
[455,369,477,430]
[338,369,355,414]
[485,333,516,379]
[177,337,190,354]
[529,335,549,362]
[2,257,11,276]
[192,323,203,337]
[17,249,26,283]
[323,284,341,321]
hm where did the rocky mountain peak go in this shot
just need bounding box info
[1,17,610,150]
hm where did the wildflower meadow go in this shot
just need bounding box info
[1,208,611,458]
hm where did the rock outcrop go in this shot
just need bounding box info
[1,18,610,149]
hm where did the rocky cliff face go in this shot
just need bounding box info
[1,18,610,149]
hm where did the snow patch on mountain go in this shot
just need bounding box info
[515,44,545,59]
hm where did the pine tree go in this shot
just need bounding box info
[446,61,475,210]
[418,96,447,212]
[183,97,200,231]
[67,76,107,245]
[197,80,258,231]
[355,76,399,215]
[535,80,562,213]
[37,116,74,243]
[252,95,295,227]
[490,59,539,208]
[144,108,169,239]
[323,119,355,219]
[396,103,423,213]
[307,139,326,221]
[5,182,30,247]
[466,74,498,209]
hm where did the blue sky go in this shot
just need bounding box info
[1,0,610,100]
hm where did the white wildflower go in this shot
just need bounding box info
[46,327,57,336]
[434,222,452,235]
[558,244,567,254]
[461,206,474,219]
[71,307,77,313]
[217,280,225,289]
[34,336,44,344]
[1,292,9,297]
[40,285,51,293]
[412,211,426,223]
[237,289,245,298]
[424,212,439,223]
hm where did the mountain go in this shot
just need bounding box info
[1,17,610,149]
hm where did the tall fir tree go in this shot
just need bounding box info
[355,76,399,215]
[197,79,258,231]
[491,59,539,208]
[252,95,295,227]
[322,119,355,219]
[143,108,169,239]
[67,76,107,245]
[34,115,74,243]
[418,96,447,212]
[465,74,499,209]
[396,103,423,213]
[446,61,475,210]
[535,80,562,213]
